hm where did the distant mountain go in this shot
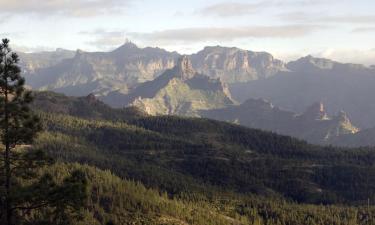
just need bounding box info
[24,42,179,97]
[18,49,75,75]
[21,43,286,99]
[34,90,359,145]
[190,46,286,83]
[104,56,234,115]
[230,56,375,128]
[202,100,358,144]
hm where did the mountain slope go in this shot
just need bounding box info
[32,91,145,121]
[230,55,375,128]
[202,100,359,144]
[43,162,375,225]
[19,49,76,76]
[46,163,249,225]
[105,56,234,115]
[31,91,375,206]
[25,42,179,97]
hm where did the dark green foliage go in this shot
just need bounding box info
[32,91,145,122]
[31,91,375,224]
[34,111,375,205]
[31,163,375,225]
[0,39,87,225]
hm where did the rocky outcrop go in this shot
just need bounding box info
[24,42,180,97]
[176,56,196,80]
[191,46,286,83]
[18,49,75,75]
[122,56,234,116]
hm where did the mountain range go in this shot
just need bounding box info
[20,42,375,146]
[21,42,285,97]
[230,55,375,129]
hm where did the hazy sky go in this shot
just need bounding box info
[0,0,374,64]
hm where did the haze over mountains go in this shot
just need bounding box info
[202,100,359,145]
[21,42,285,97]
[20,42,375,146]
[231,56,375,129]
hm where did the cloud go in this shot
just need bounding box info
[281,12,375,24]
[198,2,268,17]
[321,15,375,24]
[0,0,132,17]
[352,27,375,33]
[198,0,332,17]
[315,48,375,66]
[128,25,322,43]
[80,30,127,50]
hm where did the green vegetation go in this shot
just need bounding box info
[40,162,375,225]
[26,91,375,224]
[0,40,87,225]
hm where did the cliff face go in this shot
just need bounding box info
[21,44,287,100]
[126,56,234,116]
[18,49,75,75]
[191,46,286,83]
[24,42,180,97]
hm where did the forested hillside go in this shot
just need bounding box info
[27,91,375,224]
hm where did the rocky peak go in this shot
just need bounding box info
[120,40,138,49]
[330,110,360,135]
[111,41,140,56]
[191,46,285,83]
[175,56,196,80]
[301,102,329,120]
[287,55,335,71]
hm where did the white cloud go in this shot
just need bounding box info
[323,15,375,24]
[315,49,375,66]
[80,30,127,50]
[128,25,323,43]
[280,12,375,24]
[352,27,375,33]
[199,0,333,17]
[198,2,268,17]
[0,0,132,17]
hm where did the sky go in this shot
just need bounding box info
[0,0,374,65]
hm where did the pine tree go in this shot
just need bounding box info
[0,39,87,225]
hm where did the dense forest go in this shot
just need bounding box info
[25,91,375,224]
